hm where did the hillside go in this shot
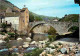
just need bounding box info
[59,14,79,22]
[29,11,59,22]
[0,0,20,12]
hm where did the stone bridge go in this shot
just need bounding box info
[29,21,79,35]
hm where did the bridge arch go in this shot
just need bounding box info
[29,22,58,34]
[67,22,79,32]
[68,26,79,32]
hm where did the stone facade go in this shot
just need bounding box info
[19,8,29,34]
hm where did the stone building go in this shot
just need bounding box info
[19,8,29,34]
[0,7,29,33]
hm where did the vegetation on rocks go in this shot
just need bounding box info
[24,48,43,56]
[47,26,57,42]
[59,14,79,22]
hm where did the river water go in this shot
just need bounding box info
[8,33,48,47]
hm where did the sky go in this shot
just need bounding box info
[7,0,80,18]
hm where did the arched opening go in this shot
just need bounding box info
[68,26,79,38]
[30,23,57,41]
[68,26,79,32]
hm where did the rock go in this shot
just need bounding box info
[26,37,31,42]
[0,28,3,31]
[0,40,5,43]
[60,48,67,54]
[75,53,80,56]
[40,51,46,56]
[0,35,8,40]
[23,44,29,48]
[30,41,37,45]
[12,46,17,49]
[45,47,56,54]
[17,38,23,41]
[9,48,13,51]
[49,44,55,47]
[6,28,11,32]
[50,49,56,53]
[58,54,65,56]
[47,54,52,56]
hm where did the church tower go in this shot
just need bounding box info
[19,6,29,34]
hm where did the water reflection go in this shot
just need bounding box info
[33,33,48,41]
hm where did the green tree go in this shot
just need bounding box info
[35,16,43,21]
[29,12,34,22]
[48,26,56,35]
[47,26,57,42]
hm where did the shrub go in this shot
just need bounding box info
[55,45,58,48]
[1,23,7,28]
[4,38,9,43]
[24,48,43,56]
[48,35,56,42]
[58,42,62,45]
[7,32,15,35]
[48,26,56,35]
[0,32,5,35]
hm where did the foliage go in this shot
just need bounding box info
[59,14,79,22]
[29,11,34,22]
[48,35,56,42]
[12,53,18,56]
[48,46,55,49]
[4,38,9,43]
[1,23,7,28]
[48,26,56,35]
[35,16,43,21]
[7,32,15,38]
[0,0,19,11]
[7,32,15,35]
[58,42,62,45]
[0,32,5,35]
[6,43,11,48]
[55,45,58,48]
[47,27,57,41]
[24,48,43,56]
[68,26,79,32]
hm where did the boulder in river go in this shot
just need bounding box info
[60,48,67,54]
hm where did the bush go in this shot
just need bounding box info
[58,42,62,45]
[49,46,55,49]
[1,23,7,28]
[4,38,9,43]
[48,35,56,42]
[0,32,5,35]
[24,48,43,56]
[12,53,18,56]
[7,32,15,35]
[7,32,15,37]
[48,26,56,35]
[55,45,58,48]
